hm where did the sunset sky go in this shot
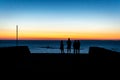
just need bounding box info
[0,0,120,40]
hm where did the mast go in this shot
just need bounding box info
[16,25,18,46]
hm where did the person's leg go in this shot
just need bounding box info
[79,47,80,53]
[69,47,71,53]
[70,49,71,53]
[67,48,69,53]
[77,49,78,54]
[75,49,77,54]
[73,49,75,54]
[62,49,64,53]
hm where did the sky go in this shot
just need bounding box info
[0,0,120,40]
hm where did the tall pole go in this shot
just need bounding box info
[16,25,18,46]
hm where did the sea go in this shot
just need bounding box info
[0,40,120,54]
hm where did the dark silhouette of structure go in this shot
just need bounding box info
[60,40,64,53]
[77,40,80,54]
[67,38,71,53]
[73,40,77,54]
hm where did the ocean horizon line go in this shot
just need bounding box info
[0,39,120,41]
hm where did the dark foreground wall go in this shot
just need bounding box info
[0,46,31,69]
[89,47,120,64]
[89,47,120,55]
[0,46,30,55]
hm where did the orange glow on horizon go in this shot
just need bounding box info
[0,31,120,40]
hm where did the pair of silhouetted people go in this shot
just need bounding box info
[60,38,80,54]
[60,38,71,53]
[73,40,80,54]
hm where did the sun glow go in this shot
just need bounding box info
[0,0,120,40]
[0,28,120,40]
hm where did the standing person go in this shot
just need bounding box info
[67,38,71,53]
[60,40,64,53]
[73,40,77,54]
[77,40,80,54]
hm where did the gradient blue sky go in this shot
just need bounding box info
[0,0,120,40]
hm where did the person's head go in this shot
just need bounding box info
[68,38,70,40]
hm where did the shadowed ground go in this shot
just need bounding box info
[0,46,120,72]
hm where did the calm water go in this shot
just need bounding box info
[0,40,120,54]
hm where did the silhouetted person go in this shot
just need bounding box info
[73,40,77,54]
[67,38,71,53]
[60,40,64,53]
[76,40,80,54]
